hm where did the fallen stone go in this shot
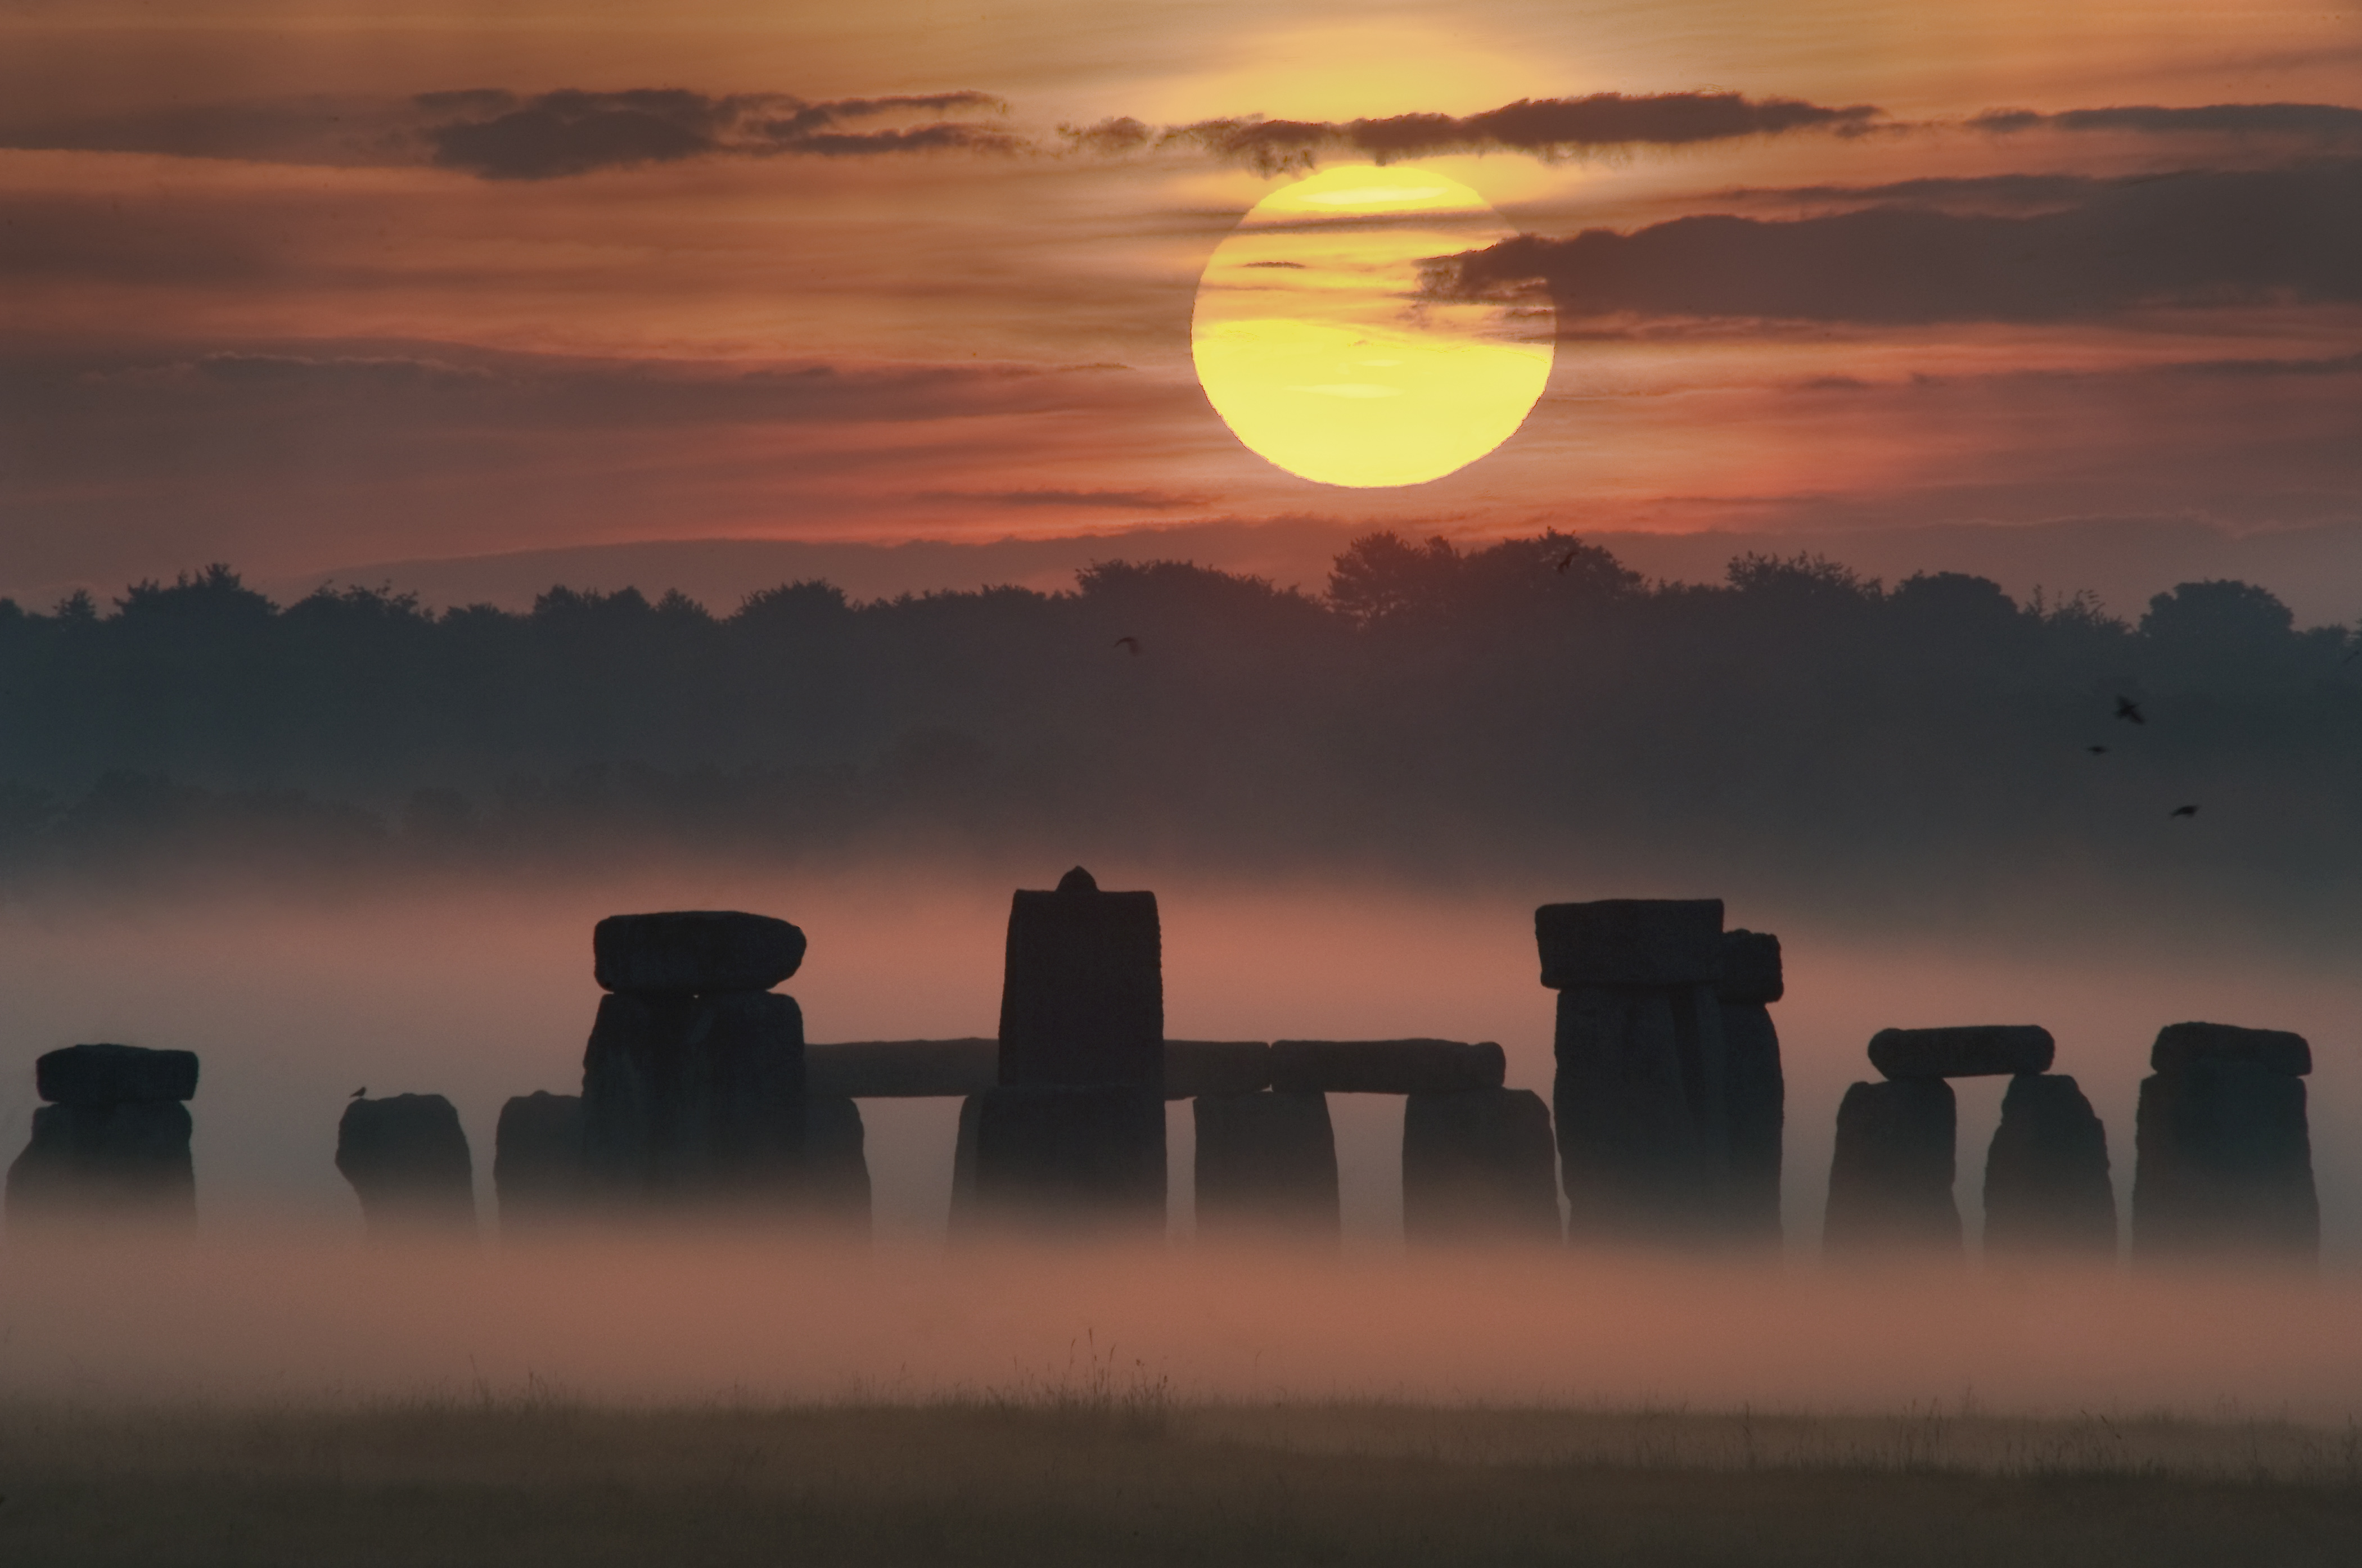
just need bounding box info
[1535,899,1724,989]
[805,1039,998,1099]
[2132,1057,2317,1262]
[579,990,805,1200]
[5,1101,196,1225]
[1164,1041,1273,1100]
[1823,1078,1959,1255]
[1719,995,1784,1243]
[494,1091,584,1224]
[1981,1074,2116,1257]
[997,867,1163,1088]
[35,1043,200,1106]
[1869,1026,2054,1081]
[1193,1091,1338,1238]
[1268,1040,1504,1096]
[1554,984,1728,1239]
[2151,1022,2311,1078]
[1401,1088,1562,1245]
[593,910,806,995]
[336,1093,475,1232]
[967,1083,1166,1228]
[1715,930,1783,1006]
[801,1095,871,1233]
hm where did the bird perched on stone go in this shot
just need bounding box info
[2115,695,2146,724]
[351,1087,367,1099]
[2170,805,2198,819]
[1112,636,1142,656]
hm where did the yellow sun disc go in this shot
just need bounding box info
[1191,163,1553,489]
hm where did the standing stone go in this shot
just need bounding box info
[1716,930,1785,1244]
[6,1044,199,1227]
[579,983,806,1206]
[1401,1088,1561,1245]
[1981,1074,2116,1258]
[801,1095,872,1234]
[494,1091,584,1229]
[949,1092,984,1232]
[336,1093,475,1233]
[2132,1023,2316,1264]
[1193,1091,1338,1240]
[1823,1078,1959,1255]
[971,1083,1166,1227]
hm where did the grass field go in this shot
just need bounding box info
[4,1394,2360,1566]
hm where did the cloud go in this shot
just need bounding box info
[1428,159,2362,324]
[1970,102,2362,143]
[915,488,1210,509]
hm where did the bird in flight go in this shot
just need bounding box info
[2114,695,2145,724]
[2170,805,2198,819]
[1554,549,1579,575]
[1112,636,1142,656]
[2086,745,2109,755]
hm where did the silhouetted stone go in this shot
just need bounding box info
[949,1092,984,1231]
[1823,1078,1959,1255]
[1164,1041,1273,1099]
[2152,1022,2311,1078]
[801,1095,871,1233]
[997,867,1162,1088]
[1981,1074,2116,1257]
[1716,934,1785,1243]
[1869,1026,2054,1081]
[579,990,805,1202]
[1193,1091,1337,1239]
[2133,1054,2317,1263]
[806,1039,998,1099]
[593,910,806,995]
[968,1083,1166,1229]
[1401,1088,1561,1245]
[1535,899,1724,989]
[35,1043,200,1106]
[6,1101,196,1225]
[1553,983,1729,1239]
[1268,1040,1504,1096]
[336,1093,474,1233]
[494,1091,584,1226]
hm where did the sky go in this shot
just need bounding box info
[0,0,2357,611]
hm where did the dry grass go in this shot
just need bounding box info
[3,1389,2361,1566]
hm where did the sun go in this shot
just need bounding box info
[1190,164,1553,489]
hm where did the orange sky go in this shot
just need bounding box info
[0,0,2356,605]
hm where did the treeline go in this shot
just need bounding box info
[0,535,2356,923]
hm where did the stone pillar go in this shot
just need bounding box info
[337,1093,475,1234]
[801,1095,872,1235]
[1401,1088,1561,1244]
[1538,898,1728,1241]
[1193,1090,1338,1240]
[949,1092,984,1231]
[4,1043,200,1228]
[1981,1074,2115,1258]
[578,911,810,1212]
[494,1091,584,1230]
[1716,930,1785,1244]
[968,867,1166,1230]
[2132,1022,2316,1264]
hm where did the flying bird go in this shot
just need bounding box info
[2086,745,2109,755]
[2114,695,2145,724]
[2170,805,2198,819]
[1112,636,1141,656]
[1554,549,1578,575]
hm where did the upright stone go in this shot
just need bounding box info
[949,1092,985,1231]
[1823,1078,1959,1255]
[2132,1023,2316,1264]
[1981,1074,2116,1258]
[801,1095,872,1233]
[1193,1091,1338,1240]
[336,1093,475,1233]
[971,1083,1166,1226]
[494,1091,584,1229]
[580,989,806,1203]
[5,1043,199,1227]
[1401,1088,1562,1245]
[1716,929,1785,1244]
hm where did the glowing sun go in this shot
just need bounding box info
[1191,164,1553,489]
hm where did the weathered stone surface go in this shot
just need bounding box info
[1268,1040,1504,1096]
[1164,1041,1273,1100]
[1193,1091,1337,1238]
[1823,1079,1959,1255]
[806,1039,998,1099]
[1715,930,1784,1006]
[1401,1088,1562,1245]
[1981,1074,2116,1257]
[579,990,805,1200]
[968,1083,1166,1228]
[336,1093,475,1232]
[494,1092,584,1224]
[1554,984,1729,1238]
[801,1095,871,1233]
[1719,998,1784,1242]
[2152,1022,2311,1078]
[997,867,1162,1088]
[5,1101,196,1224]
[593,910,806,995]
[1869,1026,2054,1081]
[1535,899,1724,989]
[2133,1058,2317,1262]
[35,1043,200,1106]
